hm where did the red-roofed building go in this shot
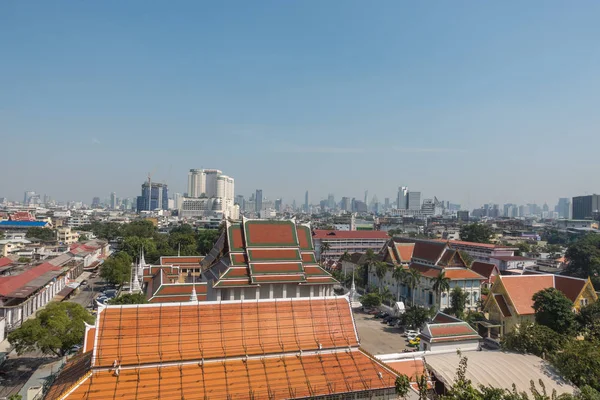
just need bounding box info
[419,313,482,352]
[482,274,598,338]
[471,262,499,287]
[313,229,389,260]
[0,262,69,331]
[201,219,337,301]
[374,239,486,311]
[46,297,400,400]
[9,211,36,222]
[69,239,109,268]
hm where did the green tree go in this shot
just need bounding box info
[108,292,149,305]
[459,223,493,244]
[78,234,89,242]
[78,221,122,241]
[196,229,220,255]
[460,251,474,268]
[25,227,55,241]
[532,288,576,334]
[120,236,157,260]
[17,257,31,263]
[395,374,411,399]
[501,322,566,358]
[432,271,451,309]
[402,305,430,329]
[577,302,600,340]
[100,252,133,285]
[375,261,388,293]
[450,287,469,319]
[565,234,600,288]
[515,242,532,257]
[169,224,195,235]
[380,287,394,306]
[8,395,23,400]
[552,339,600,391]
[405,269,422,306]
[8,303,94,357]
[392,266,407,301]
[121,220,156,238]
[0,230,4,239]
[359,292,381,308]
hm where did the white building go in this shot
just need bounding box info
[183,169,236,219]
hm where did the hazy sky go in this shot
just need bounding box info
[2,1,600,209]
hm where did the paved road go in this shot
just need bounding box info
[68,271,104,308]
[354,310,410,355]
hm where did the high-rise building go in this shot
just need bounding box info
[421,199,434,216]
[340,197,351,212]
[397,187,408,209]
[91,197,101,208]
[137,182,168,211]
[556,198,571,219]
[408,191,421,211]
[187,169,205,198]
[364,190,368,207]
[23,191,36,204]
[235,195,245,210]
[384,198,390,210]
[275,198,283,212]
[327,194,335,210]
[255,190,263,212]
[110,192,117,209]
[304,191,309,213]
[572,194,600,220]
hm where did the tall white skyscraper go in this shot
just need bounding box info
[182,169,235,219]
[408,191,421,210]
[187,169,205,198]
[397,186,408,209]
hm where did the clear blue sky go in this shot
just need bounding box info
[2,1,600,208]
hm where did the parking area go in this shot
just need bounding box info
[353,310,411,355]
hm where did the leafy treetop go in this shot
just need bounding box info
[459,223,494,244]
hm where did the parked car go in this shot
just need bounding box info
[374,312,389,319]
[404,329,418,337]
[387,317,400,326]
[104,289,117,298]
[382,315,394,323]
[81,280,88,286]
[407,332,419,341]
[408,337,421,346]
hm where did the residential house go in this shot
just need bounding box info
[482,274,598,338]
[69,239,110,269]
[56,227,79,245]
[45,297,400,400]
[201,219,337,301]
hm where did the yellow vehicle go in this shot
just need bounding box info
[408,337,421,346]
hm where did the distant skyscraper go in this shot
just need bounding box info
[572,194,600,220]
[255,190,263,212]
[92,197,101,208]
[24,191,35,204]
[187,169,205,198]
[408,191,421,211]
[275,198,282,212]
[340,197,351,212]
[137,181,168,211]
[397,187,408,209]
[110,192,117,209]
[327,194,335,210]
[384,198,390,210]
[364,190,368,206]
[304,191,309,212]
[557,198,571,219]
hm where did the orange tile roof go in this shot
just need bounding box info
[411,240,447,263]
[252,275,305,283]
[301,252,317,263]
[386,358,427,382]
[148,294,207,303]
[249,262,304,275]
[499,275,554,315]
[444,268,486,280]
[58,350,396,400]
[244,220,298,247]
[83,328,95,353]
[409,263,442,278]
[92,298,358,368]
[247,248,301,261]
[304,266,330,276]
[44,353,92,400]
[228,224,244,251]
[554,275,587,303]
[471,262,498,281]
[428,323,479,340]
[230,253,247,265]
[394,243,415,262]
[296,225,314,250]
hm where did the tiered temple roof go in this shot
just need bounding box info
[203,219,336,288]
[46,297,399,399]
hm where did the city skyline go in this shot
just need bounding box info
[4,2,600,207]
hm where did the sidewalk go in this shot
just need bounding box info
[18,357,65,399]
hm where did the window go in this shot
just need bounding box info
[580,298,589,307]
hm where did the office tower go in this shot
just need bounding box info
[457,210,469,222]
[304,191,309,212]
[364,190,368,207]
[340,197,351,212]
[275,198,282,212]
[110,192,117,209]
[384,198,390,210]
[137,181,169,211]
[421,199,434,216]
[408,191,421,211]
[91,197,101,208]
[572,194,600,220]
[327,194,335,210]
[397,187,408,210]
[24,191,36,204]
[235,195,245,210]
[255,190,263,212]
[556,198,571,219]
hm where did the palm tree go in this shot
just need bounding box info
[431,270,451,310]
[405,269,422,306]
[320,241,331,264]
[380,287,394,306]
[375,262,388,293]
[392,266,407,302]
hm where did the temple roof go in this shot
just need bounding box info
[205,219,337,288]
